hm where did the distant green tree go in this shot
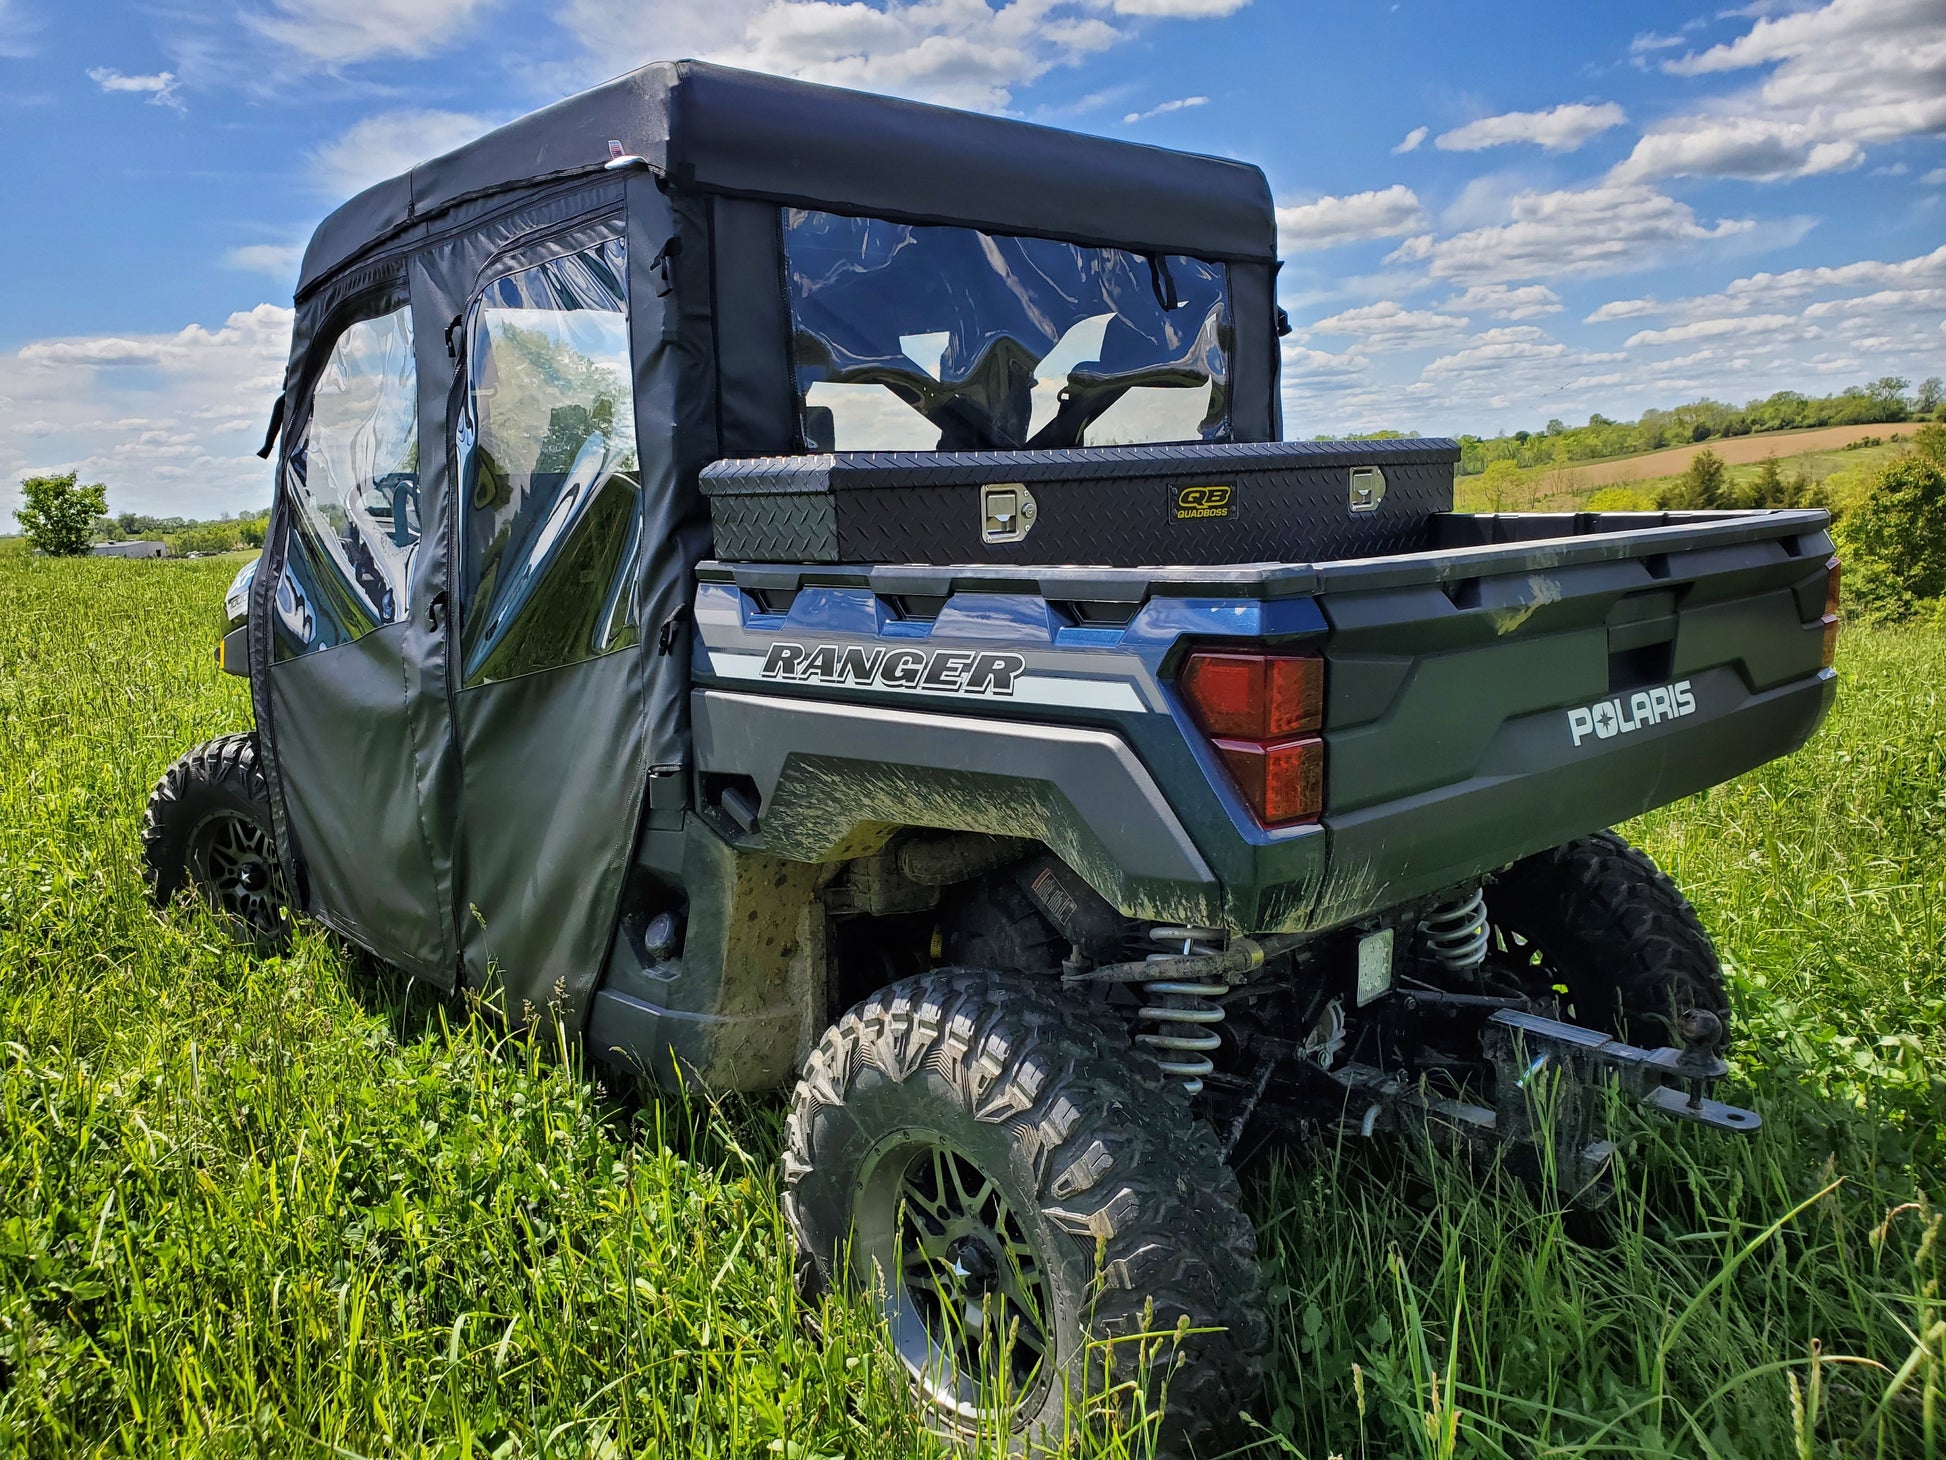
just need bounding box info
[1662,449,1728,510]
[1479,458,1522,511]
[1835,452,1946,620]
[1916,377,1943,415]
[1911,422,1946,469]
[14,472,109,556]
[1867,376,1910,418]
[1747,456,1786,508]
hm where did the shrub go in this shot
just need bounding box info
[1586,485,1652,511]
[1659,448,1727,509]
[1833,451,1946,621]
[12,472,109,557]
[1911,422,1946,468]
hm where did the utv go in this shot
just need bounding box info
[146,61,1840,1454]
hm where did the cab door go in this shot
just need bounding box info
[432,191,659,1019]
[254,267,460,981]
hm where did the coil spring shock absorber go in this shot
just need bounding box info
[1418,887,1490,979]
[1136,926,1227,1095]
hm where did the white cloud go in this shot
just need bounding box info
[1393,125,1428,154]
[1617,0,1946,181]
[1584,297,1661,323]
[1723,244,1946,304]
[0,0,35,58]
[1442,283,1562,319]
[225,243,305,278]
[87,67,184,112]
[1802,286,1946,317]
[309,109,496,198]
[1435,102,1627,154]
[1623,313,1804,348]
[245,0,499,66]
[2,305,291,520]
[1613,116,1862,183]
[1423,327,1571,376]
[1385,183,1755,286]
[1107,0,1250,13]
[1124,94,1207,123]
[1277,185,1427,251]
[1305,300,1468,350]
[1922,167,1946,186]
[550,0,1238,111]
[1280,340,1371,381]
[1629,30,1684,62]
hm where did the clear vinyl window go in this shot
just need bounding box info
[459,237,641,689]
[273,303,419,660]
[783,209,1233,453]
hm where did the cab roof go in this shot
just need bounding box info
[298,59,1278,297]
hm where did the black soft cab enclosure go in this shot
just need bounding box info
[242,58,1282,1020]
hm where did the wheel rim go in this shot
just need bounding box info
[853,1135,1052,1423]
[188,811,286,939]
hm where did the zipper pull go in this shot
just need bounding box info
[649,236,682,298]
[656,604,690,656]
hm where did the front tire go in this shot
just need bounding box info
[142,732,291,947]
[783,970,1266,1455]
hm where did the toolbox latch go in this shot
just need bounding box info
[1349,466,1386,514]
[981,483,1037,544]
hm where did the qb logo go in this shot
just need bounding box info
[1173,484,1234,521]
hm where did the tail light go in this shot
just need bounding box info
[1180,649,1325,825]
[1822,555,1841,668]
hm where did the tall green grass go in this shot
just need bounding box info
[2,540,1942,1457]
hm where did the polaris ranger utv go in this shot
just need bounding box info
[145,61,1840,1453]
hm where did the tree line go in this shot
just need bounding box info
[1451,376,1943,476]
[11,471,268,557]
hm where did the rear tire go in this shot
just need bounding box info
[938,875,1066,974]
[783,970,1266,1455]
[1486,830,1729,1046]
[142,733,291,948]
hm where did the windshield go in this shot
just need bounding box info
[784,209,1232,453]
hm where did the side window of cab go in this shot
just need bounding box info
[273,302,419,659]
[457,236,641,688]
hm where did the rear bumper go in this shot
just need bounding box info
[1299,667,1834,930]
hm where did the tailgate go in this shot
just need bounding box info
[1304,508,1836,928]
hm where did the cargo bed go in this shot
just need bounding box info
[694,502,1838,934]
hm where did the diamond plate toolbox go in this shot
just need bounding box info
[701,439,1461,567]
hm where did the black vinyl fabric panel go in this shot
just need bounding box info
[299,60,1275,294]
[264,623,454,978]
[711,195,795,458]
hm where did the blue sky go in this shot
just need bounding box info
[2,0,1942,519]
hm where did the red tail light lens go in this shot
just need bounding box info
[1180,649,1327,826]
[1214,736,1325,825]
[1180,651,1324,739]
[1822,554,1841,668]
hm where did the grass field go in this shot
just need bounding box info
[1502,423,1929,494]
[1455,434,1920,517]
[2,539,1943,1458]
